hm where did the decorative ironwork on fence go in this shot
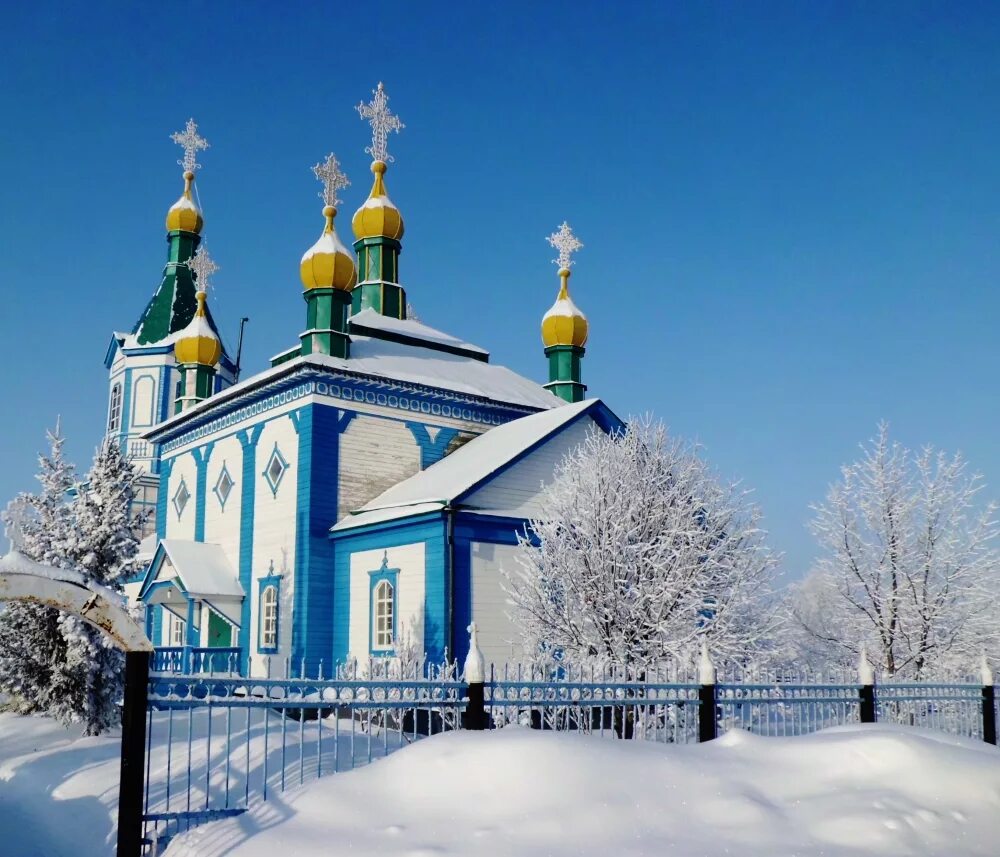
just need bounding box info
[141,664,465,849]
[138,636,999,853]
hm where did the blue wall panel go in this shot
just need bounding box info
[292,405,354,676]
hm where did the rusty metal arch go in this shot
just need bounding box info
[0,551,152,652]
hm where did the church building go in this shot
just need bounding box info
[111,85,622,676]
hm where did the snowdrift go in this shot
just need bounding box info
[164,724,1000,857]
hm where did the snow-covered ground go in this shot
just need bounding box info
[163,725,1000,857]
[2,710,1000,857]
[0,711,122,857]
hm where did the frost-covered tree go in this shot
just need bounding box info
[58,440,141,734]
[0,432,141,734]
[789,423,1000,678]
[504,418,779,670]
[0,425,78,714]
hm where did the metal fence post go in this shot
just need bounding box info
[981,655,996,746]
[858,647,877,724]
[117,649,151,857]
[698,640,718,742]
[463,623,487,731]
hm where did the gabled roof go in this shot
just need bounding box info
[331,399,622,533]
[348,308,489,361]
[145,342,561,442]
[138,539,243,601]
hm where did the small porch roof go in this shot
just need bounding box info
[139,539,244,603]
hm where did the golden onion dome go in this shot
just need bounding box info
[166,171,204,233]
[352,161,404,241]
[174,291,222,366]
[300,205,357,291]
[541,269,589,348]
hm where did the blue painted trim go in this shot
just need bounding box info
[213,460,235,511]
[262,442,289,497]
[451,525,471,664]
[331,505,446,666]
[368,561,399,656]
[186,598,198,647]
[158,365,173,425]
[291,405,354,675]
[104,334,123,369]
[141,578,188,601]
[191,442,215,541]
[257,574,282,655]
[122,344,175,357]
[236,423,265,674]
[155,458,174,539]
[147,363,541,450]
[328,508,445,542]
[119,367,133,449]
[406,422,459,469]
[172,475,191,520]
[453,512,535,546]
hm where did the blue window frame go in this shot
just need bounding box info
[369,555,399,655]
[257,573,282,655]
[262,444,289,496]
[213,462,235,510]
[172,477,191,519]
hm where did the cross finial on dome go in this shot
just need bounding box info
[547,222,583,270]
[312,153,350,207]
[357,82,405,164]
[170,118,210,173]
[187,245,219,293]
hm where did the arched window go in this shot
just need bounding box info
[260,585,278,650]
[108,382,123,434]
[372,580,394,650]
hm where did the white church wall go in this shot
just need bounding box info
[247,414,300,677]
[465,417,594,517]
[165,452,197,542]
[470,541,524,669]
[202,434,242,568]
[348,542,426,663]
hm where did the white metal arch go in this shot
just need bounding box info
[0,551,152,653]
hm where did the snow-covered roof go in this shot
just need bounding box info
[345,336,555,407]
[332,399,599,532]
[136,533,158,562]
[349,308,489,359]
[140,540,243,600]
[145,339,560,441]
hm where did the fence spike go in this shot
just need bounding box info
[981,653,994,687]
[464,622,486,683]
[858,646,875,686]
[698,638,716,685]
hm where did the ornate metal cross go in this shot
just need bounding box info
[357,82,404,163]
[170,118,209,173]
[547,222,583,269]
[187,245,219,293]
[311,153,350,207]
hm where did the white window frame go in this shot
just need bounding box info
[108,382,123,434]
[372,580,394,651]
[170,613,185,647]
[260,585,278,650]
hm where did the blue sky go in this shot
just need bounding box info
[2,2,998,580]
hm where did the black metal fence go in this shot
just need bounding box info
[132,656,999,854]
